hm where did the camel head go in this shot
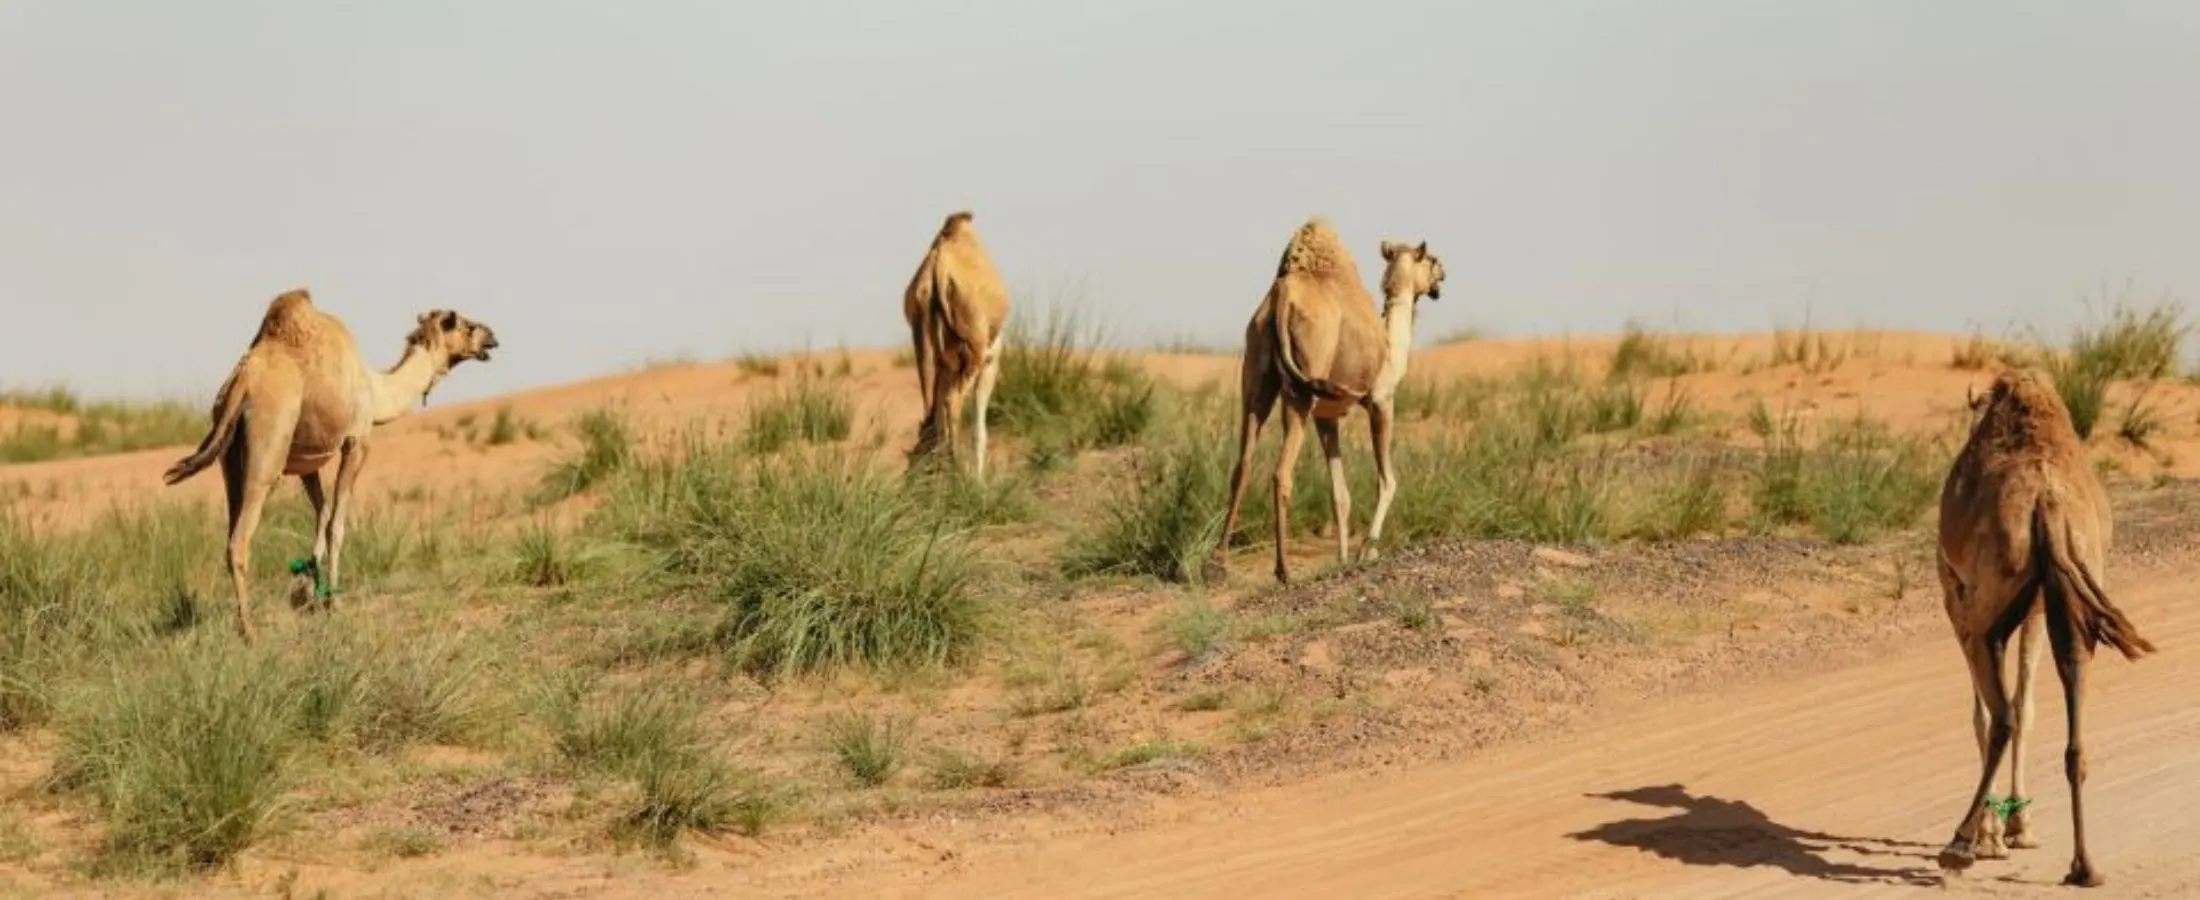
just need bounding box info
[408,309,501,369]
[1379,240,1446,302]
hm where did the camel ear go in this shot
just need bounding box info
[439,310,459,332]
[1379,241,1400,261]
[1415,242,1428,259]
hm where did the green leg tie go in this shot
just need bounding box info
[288,558,336,600]
[1983,794,2030,821]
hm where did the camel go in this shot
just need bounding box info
[162,288,499,642]
[1933,368,2154,887]
[1209,218,1445,584]
[902,210,1011,481]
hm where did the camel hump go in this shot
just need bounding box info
[1275,217,1356,281]
[252,287,323,347]
[937,210,976,242]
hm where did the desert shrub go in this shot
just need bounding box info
[52,639,299,872]
[603,443,985,677]
[534,407,635,503]
[744,376,852,454]
[822,711,909,788]
[989,306,1160,460]
[1063,429,1231,584]
[1607,323,1705,379]
[1751,416,1941,543]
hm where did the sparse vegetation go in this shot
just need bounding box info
[822,711,909,788]
[604,442,985,677]
[0,388,204,465]
[0,318,2147,888]
[744,376,853,454]
[534,407,636,503]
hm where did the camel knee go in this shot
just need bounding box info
[2065,747,2087,784]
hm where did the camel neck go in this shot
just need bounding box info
[1370,291,1419,403]
[369,344,446,425]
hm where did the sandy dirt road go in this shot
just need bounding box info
[803,572,2195,900]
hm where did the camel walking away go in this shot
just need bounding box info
[163,288,499,642]
[903,210,1010,481]
[1933,368,2154,887]
[1209,217,1445,584]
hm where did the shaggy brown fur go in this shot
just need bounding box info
[1210,218,1446,584]
[902,210,1010,480]
[1933,367,2153,887]
[164,288,498,642]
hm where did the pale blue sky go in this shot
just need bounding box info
[3,2,2197,404]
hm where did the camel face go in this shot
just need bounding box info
[1380,241,1446,302]
[415,309,501,367]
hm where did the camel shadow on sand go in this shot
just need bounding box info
[1568,784,1941,887]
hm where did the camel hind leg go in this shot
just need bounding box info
[222,406,297,643]
[1209,357,1280,583]
[2005,613,2046,849]
[2043,571,2104,887]
[1939,603,2026,873]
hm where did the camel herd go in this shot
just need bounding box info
[158,211,2150,888]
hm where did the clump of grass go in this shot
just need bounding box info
[1768,327,1850,374]
[744,376,853,454]
[990,305,1160,459]
[482,404,543,446]
[1623,452,1729,540]
[734,353,782,378]
[1159,597,1230,664]
[822,712,909,788]
[1749,416,1941,543]
[605,444,985,678]
[2118,386,2164,448]
[364,826,444,859]
[1063,430,1229,584]
[53,639,300,872]
[534,407,635,504]
[1641,384,1699,437]
[0,393,205,465]
[1092,739,1202,772]
[922,746,1019,790]
[1607,323,1705,379]
[2069,298,2186,381]
[546,678,773,845]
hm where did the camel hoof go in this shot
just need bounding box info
[1976,836,2009,860]
[2006,833,2041,850]
[2064,866,2103,888]
[1937,845,1976,873]
[1200,559,1230,585]
[1360,545,1382,564]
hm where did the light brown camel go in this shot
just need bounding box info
[1209,218,1445,584]
[1933,368,2153,887]
[902,210,1010,481]
[162,288,499,642]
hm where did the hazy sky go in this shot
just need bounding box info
[4,2,2197,404]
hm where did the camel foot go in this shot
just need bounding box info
[288,574,317,611]
[1200,558,1230,585]
[1937,843,1976,874]
[2063,865,2104,888]
[2005,810,2040,849]
[1359,544,1381,564]
[1273,566,1292,585]
[1975,832,2009,860]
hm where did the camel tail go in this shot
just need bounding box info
[2033,502,2155,661]
[162,365,248,486]
[913,254,968,456]
[1270,285,1362,402]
